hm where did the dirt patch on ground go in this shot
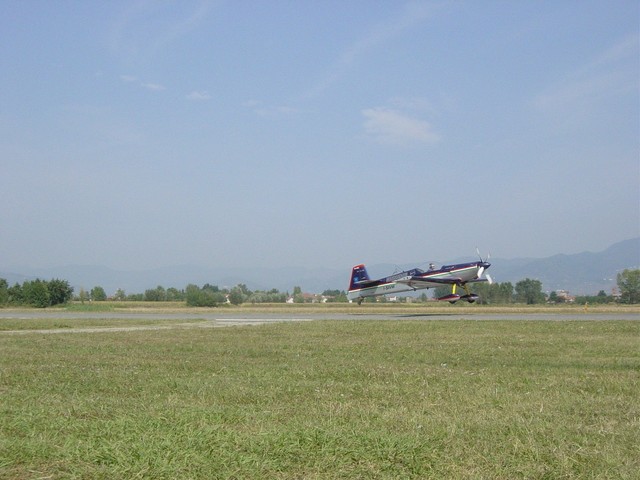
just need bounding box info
[0,317,313,335]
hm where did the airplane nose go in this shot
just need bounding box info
[477,262,491,280]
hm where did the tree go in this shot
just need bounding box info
[23,279,50,308]
[1,278,73,307]
[91,286,107,301]
[292,286,304,303]
[247,289,287,303]
[617,269,640,304]
[49,279,74,305]
[0,278,8,305]
[515,278,545,304]
[498,282,514,303]
[8,283,23,304]
[145,286,166,301]
[166,287,183,301]
[228,288,245,305]
[333,291,348,303]
[78,288,89,304]
[186,284,224,307]
[575,292,614,305]
[235,284,251,296]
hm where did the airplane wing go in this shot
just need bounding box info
[396,276,489,287]
[395,276,461,287]
[464,278,490,283]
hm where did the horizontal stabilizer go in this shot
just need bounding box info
[353,279,376,286]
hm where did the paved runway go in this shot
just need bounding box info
[0,309,637,335]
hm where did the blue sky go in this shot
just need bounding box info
[1,1,638,271]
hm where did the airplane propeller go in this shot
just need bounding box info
[475,248,491,281]
[478,265,485,279]
[476,247,491,263]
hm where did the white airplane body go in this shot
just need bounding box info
[347,257,492,304]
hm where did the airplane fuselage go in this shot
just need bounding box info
[347,261,491,303]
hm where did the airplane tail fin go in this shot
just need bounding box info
[349,264,370,291]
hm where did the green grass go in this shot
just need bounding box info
[62,302,117,312]
[1,320,638,479]
[61,301,186,312]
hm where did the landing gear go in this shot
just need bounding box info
[460,284,479,303]
[436,284,480,304]
[460,293,479,303]
[438,294,461,304]
[437,284,461,303]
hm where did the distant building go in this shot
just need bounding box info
[286,292,322,303]
[555,290,575,303]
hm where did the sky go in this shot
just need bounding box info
[1,1,638,272]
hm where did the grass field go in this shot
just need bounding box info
[1,314,638,478]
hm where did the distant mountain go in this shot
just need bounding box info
[491,238,640,294]
[1,238,638,296]
[357,239,639,295]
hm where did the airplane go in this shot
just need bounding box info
[347,253,492,304]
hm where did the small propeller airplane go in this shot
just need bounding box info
[347,252,492,304]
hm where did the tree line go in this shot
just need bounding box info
[0,278,74,307]
[1,269,638,307]
[431,270,640,305]
[437,270,640,305]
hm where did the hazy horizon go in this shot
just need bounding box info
[1,237,637,296]
[2,2,638,272]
